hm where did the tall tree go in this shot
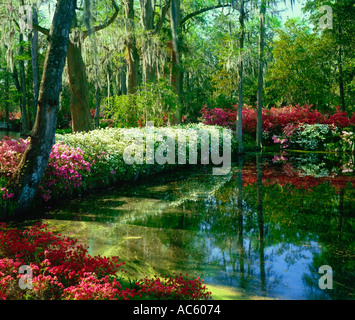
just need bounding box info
[170,0,183,123]
[256,0,266,150]
[256,0,295,149]
[8,0,77,216]
[236,0,246,154]
[29,3,40,126]
[123,0,140,94]
[66,12,94,133]
[140,0,156,83]
[265,19,338,110]
[33,0,119,132]
[18,29,31,136]
[139,0,171,83]
[303,0,355,112]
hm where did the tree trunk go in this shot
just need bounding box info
[120,63,127,95]
[94,87,101,129]
[338,24,346,112]
[124,0,140,94]
[30,4,40,127]
[140,0,156,83]
[67,35,93,132]
[30,1,119,133]
[236,0,245,154]
[19,32,30,136]
[4,74,10,130]
[8,0,77,216]
[256,0,266,150]
[170,0,182,123]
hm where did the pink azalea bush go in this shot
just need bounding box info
[1,125,233,214]
[0,137,91,206]
[39,143,91,202]
[0,137,30,177]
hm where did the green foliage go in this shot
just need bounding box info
[105,79,180,128]
[265,18,338,111]
[303,0,355,112]
[290,124,340,151]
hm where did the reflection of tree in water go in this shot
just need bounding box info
[189,155,284,298]
[187,153,355,299]
[46,152,355,299]
[302,189,355,300]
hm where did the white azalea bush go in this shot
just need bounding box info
[55,124,237,197]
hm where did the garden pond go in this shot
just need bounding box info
[36,152,355,300]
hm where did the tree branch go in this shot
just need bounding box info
[153,0,171,34]
[32,22,50,36]
[82,0,119,38]
[180,3,232,26]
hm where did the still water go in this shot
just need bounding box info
[41,152,355,300]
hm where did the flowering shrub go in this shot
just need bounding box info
[272,135,289,149]
[62,273,123,300]
[138,274,211,300]
[0,138,91,205]
[0,223,212,300]
[0,137,30,177]
[200,105,355,149]
[39,143,91,202]
[55,124,236,190]
[1,125,235,214]
[0,111,21,131]
[200,104,331,133]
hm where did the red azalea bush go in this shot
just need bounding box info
[138,274,211,300]
[89,109,115,128]
[200,104,355,139]
[0,223,212,300]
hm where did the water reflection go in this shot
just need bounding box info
[42,152,355,300]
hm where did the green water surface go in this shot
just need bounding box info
[40,152,355,300]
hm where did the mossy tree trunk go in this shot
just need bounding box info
[170,0,183,124]
[67,30,93,133]
[124,0,140,94]
[8,0,77,216]
[140,0,156,83]
[30,4,40,127]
